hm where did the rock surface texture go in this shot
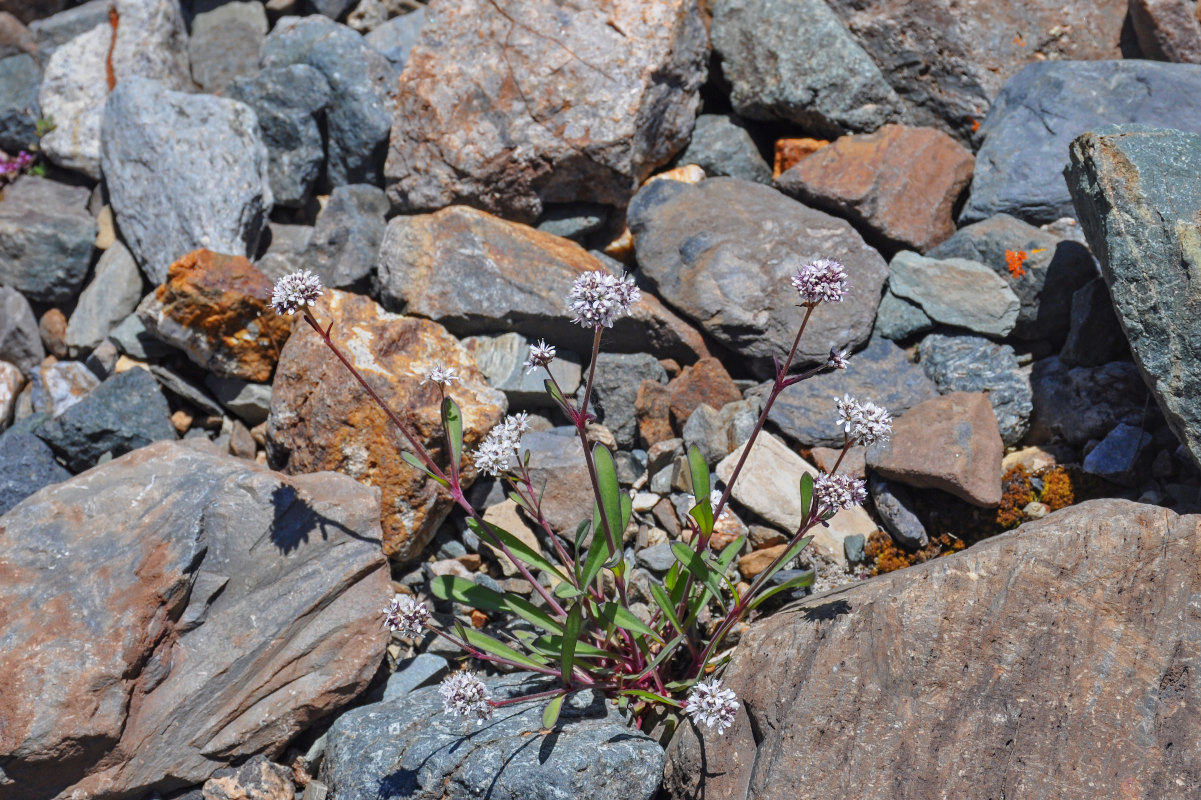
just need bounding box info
[0,440,390,800]
[384,0,708,222]
[664,499,1201,800]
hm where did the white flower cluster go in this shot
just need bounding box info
[421,365,459,386]
[473,413,530,476]
[440,671,494,724]
[384,594,429,637]
[835,394,893,446]
[270,270,323,316]
[814,472,867,513]
[523,339,556,375]
[790,258,848,305]
[567,270,640,328]
[684,678,739,735]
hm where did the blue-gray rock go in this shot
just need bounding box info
[0,284,44,375]
[767,336,938,448]
[227,64,331,209]
[1028,356,1153,447]
[205,374,273,426]
[383,653,450,702]
[29,0,109,63]
[64,241,145,357]
[305,0,356,22]
[0,176,96,305]
[628,177,888,376]
[363,6,424,71]
[927,213,1097,344]
[27,360,99,417]
[36,367,176,472]
[678,114,771,183]
[1083,423,1155,487]
[888,250,1020,337]
[919,333,1032,447]
[581,353,667,451]
[0,430,70,514]
[636,541,677,573]
[107,311,178,361]
[321,674,665,800]
[1066,125,1201,473]
[1059,277,1127,367]
[254,222,314,280]
[187,0,266,93]
[260,15,397,187]
[304,183,389,291]
[148,364,225,418]
[962,61,1201,225]
[867,473,928,549]
[463,332,582,410]
[711,0,902,136]
[843,533,866,564]
[873,289,934,341]
[535,204,609,241]
[0,53,38,151]
[100,77,272,284]
[682,400,757,465]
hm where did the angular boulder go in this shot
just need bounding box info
[0,176,96,305]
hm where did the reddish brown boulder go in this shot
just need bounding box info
[137,250,293,382]
[37,307,67,359]
[267,289,507,562]
[772,137,828,179]
[668,356,742,427]
[1129,0,1201,63]
[777,124,974,252]
[635,379,674,448]
[202,755,294,800]
[867,391,1003,506]
[665,499,1201,800]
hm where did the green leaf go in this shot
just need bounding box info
[441,397,463,469]
[531,635,617,661]
[430,575,564,636]
[592,442,623,547]
[749,569,816,609]
[541,694,566,729]
[799,472,814,519]
[467,518,567,582]
[665,562,684,606]
[756,535,814,590]
[633,633,688,681]
[544,379,571,415]
[649,582,686,637]
[596,601,663,643]
[687,445,710,507]
[561,603,583,685]
[553,581,584,599]
[688,499,714,538]
[619,688,681,707]
[400,450,449,487]
[580,506,615,591]
[461,627,550,671]
[715,535,746,572]
[670,542,724,606]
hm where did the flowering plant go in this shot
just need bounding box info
[270,257,889,736]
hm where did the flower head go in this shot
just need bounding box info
[523,339,556,375]
[814,472,867,513]
[440,671,493,724]
[421,365,459,386]
[568,270,640,328]
[826,347,850,370]
[834,394,892,446]
[384,594,429,637]
[473,413,531,476]
[271,270,323,315]
[791,258,848,305]
[684,678,739,735]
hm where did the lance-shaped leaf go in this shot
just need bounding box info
[592,442,623,548]
[441,396,463,468]
[542,694,567,729]
[756,534,813,590]
[649,582,686,638]
[799,472,814,519]
[595,601,663,643]
[467,517,566,582]
[461,626,551,671]
[687,444,710,507]
[430,575,564,636]
[400,450,449,487]
[560,602,583,685]
[749,568,816,609]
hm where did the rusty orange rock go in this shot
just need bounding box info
[668,356,742,427]
[772,137,829,179]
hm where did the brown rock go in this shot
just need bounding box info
[521,429,595,539]
[229,418,257,460]
[377,205,708,363]
[0,11,34,57]
[0,0,66,25]
[0,440,388,799]
[482,499,543,577]
[772,137,829,179]
[777,124,974,252]
[202,755,295,800]
[1129,0,1201,63]
[664,499,1201,800]
[137,250,293,382]
[737,543,786,579]
[267,290,507,562]
[809,445,866,479]
[38,307,68,359]
[867,391,1003,506]
[0,359,22,428]
[385,0,709,222]
[652,497,680,538]
[635,379,674,448]
[668,356,742,427]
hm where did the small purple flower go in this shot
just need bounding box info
[440,671,493,724]
[834,394,892,446]
[384,594,429,637]
[684,678,739,735]
[567,270,640,328]
[791,258,848,305]
[826,347,850,370]
[270,270,323,316]
[523,339,556,375]
[814,472,867,512]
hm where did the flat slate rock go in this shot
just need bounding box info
[888,250,1020,337]
[1066,125,1201,473]
[322,674,664,800]
[0,283,44,374]
[919,333,1032,447]
[677,114,772,184]
[0,176,97,305]
[961,61,1201,225]
[628,177,887,376]
[0,52,39,152]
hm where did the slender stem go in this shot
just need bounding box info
[427,625,562,677]
[490,687,571,709]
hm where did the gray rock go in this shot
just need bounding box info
[767,336,937,448]
[306,0,356,22]
[148,364,225,417]
[677,114,771,183]
[1066,125,1201,473]
[101,76,273,284]
[535,204,609,241]
[0,430,70,514]
[305,183,389,291]
[385,0,707,222]
[919,333,1032,447]
[1083,423,1155,487]
[1028,356,1152,447]
[888,250,1020,337]
[260,15,397,187]
[867,472,928,549]
[927,213,1097,344]
[35,366,176,471]
[64,241,144,357]
[962,61,1201,225]
[322,674,665,800]
[363,6,424,71]
[521,430,593,535]
[682,399,757,465]
[187,0,265,93]
[205,374,272,426]
[27,359,99,417]
[0,52,38,151]
[580,353,667,450]
[254,222,314,281]
[843,533,865,564]
[711,0,902,136]
[636,541,676,573]
[873,289,933,341]
[29,0,110,63]
[628,177,888,376]
[463,332,582,409]
[0,284,44,374]
[0,176,96,305]
[382,653,449,701]
[107,310,178,360]
[227,64,331,209]
[1059,278,1127,367]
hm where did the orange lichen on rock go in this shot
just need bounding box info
[996,464,1035,528]
[1039,466,1076,511]
[1005,249,1028,279]
[865,530,965,576]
